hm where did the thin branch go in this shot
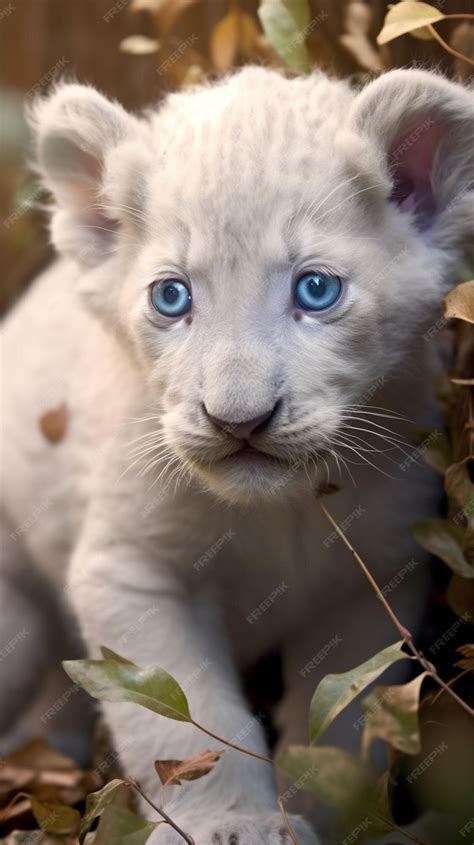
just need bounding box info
[191,720,273,763]
[317,498,474,719]
[443,13,474,20]
[391,820,433,845]
[373,812,433,845]
[427,24,474,67]
[278,797,300,844]
[127,780,195,845]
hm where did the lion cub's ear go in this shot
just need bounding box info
[29,83,150,266]
[350,69,474,251]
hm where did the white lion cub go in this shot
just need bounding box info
[1,67,473,843]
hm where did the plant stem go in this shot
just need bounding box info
[278,797,300,844]
[427,24,474,67]
[127,780,195,845]
[317,498,473,718]
[191,720,273,763]
[444,13,474,20]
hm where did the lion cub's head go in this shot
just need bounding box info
[31,68,473,501]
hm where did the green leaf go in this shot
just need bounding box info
[309,641,409,744]
[258,0,311,73]
[93,805,159,845]
[414,519,474,578]
[276,745,372,812]
[376,2,445,45]
[63,649,192,723]
[361,672,428,757]
[30,798,80,835]
[79,778,128,843]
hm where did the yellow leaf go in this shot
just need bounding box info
[377,1,445,45]
[210,10,260,72]
[444,280,474,324]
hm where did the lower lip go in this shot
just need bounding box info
[234,448,272,462]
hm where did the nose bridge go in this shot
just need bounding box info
[203,333,278,422]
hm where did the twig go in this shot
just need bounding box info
[443,13,474,20]
[317,498,473,718]
[278,797,300,844]
[191,720,273,763]
[127,780,195,845]
[373,812,432,845]
[427,24,474,67]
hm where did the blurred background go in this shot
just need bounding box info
[1,3,473,841]
[1,0,474,317]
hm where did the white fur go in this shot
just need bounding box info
[1,67,473,843]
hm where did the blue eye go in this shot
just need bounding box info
[294,272,342,312]
[150,279,192,318]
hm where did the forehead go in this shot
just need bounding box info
[140,69,374,273]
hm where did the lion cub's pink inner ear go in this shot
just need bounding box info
[388,118,445,230]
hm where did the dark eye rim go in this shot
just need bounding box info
[149,277,193,319]
[293,270,344,313]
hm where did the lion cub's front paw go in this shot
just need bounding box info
[150,810,319,844]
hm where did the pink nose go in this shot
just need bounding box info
[206,407,275,440]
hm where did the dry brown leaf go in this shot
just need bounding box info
[444,280,474,324]
[39,403,68,443]
[455,643,474,672]
[210,9,261,71]
[0,739,101,827]
[154,749,224,788]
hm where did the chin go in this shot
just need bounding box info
[191,451,313,504]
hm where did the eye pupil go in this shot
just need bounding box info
[151,278,192,318]
[294,272,342,312]
[164,284,179,303]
